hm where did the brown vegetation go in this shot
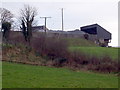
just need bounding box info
[2,31,119,73]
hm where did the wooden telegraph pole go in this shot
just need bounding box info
[40,17,51,33]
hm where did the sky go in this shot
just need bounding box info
[0,0,119,47]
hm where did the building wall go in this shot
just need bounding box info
[97,25,111,40]
[81,24,111,40]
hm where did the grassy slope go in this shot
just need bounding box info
[69,47,118,60]
[64,37,98,47]
[3,62,118,88]
[64,37,118,60]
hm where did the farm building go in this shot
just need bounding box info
[81,24,112,47]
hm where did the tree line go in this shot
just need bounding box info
[0,5,37,44]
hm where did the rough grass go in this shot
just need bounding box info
[2,62,118,88]
[2,43,46,65]
[69,47,119,60]
[64,37,98,47]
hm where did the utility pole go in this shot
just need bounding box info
[61,8,64,31]
[40,17,51,33]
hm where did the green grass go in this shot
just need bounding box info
[3,62,118,88]
[69,47,119,60]
[64,37,118,60]
[64,37,98,47]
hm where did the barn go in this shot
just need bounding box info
[80,24,112,47]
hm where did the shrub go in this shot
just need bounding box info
[6,31,27,46]
[65,51,118,73]
[68,51,89,65]
[31,36,68,61]
[52,57,67,67]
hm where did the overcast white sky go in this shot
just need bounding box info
[1,0,119,47]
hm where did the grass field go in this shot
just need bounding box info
[2,62,118,88]
[64,38,98,47]
[65,37,118,60]
[69,47,119,60]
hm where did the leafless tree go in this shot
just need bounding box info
[0,8,13,23]
[20,5,37,44]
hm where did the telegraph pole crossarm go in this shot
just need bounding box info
[40,17,51,33]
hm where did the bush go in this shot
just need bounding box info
[65,51,118,73]
[31,36,68,61]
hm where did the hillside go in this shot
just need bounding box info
[2,32,119,88]
[2,43,46,65]
[63,37,118,60]
[63,37,98,47]
[3,62,118,88]
[69,47,119,60]
[33,32,98,47]
[2,34,119,73]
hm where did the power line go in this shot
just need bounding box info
[40,17,51,33]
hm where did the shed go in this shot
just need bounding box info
[80,24,112,47]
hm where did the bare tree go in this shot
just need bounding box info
[0,8,13,23]
[20,5,37,44]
